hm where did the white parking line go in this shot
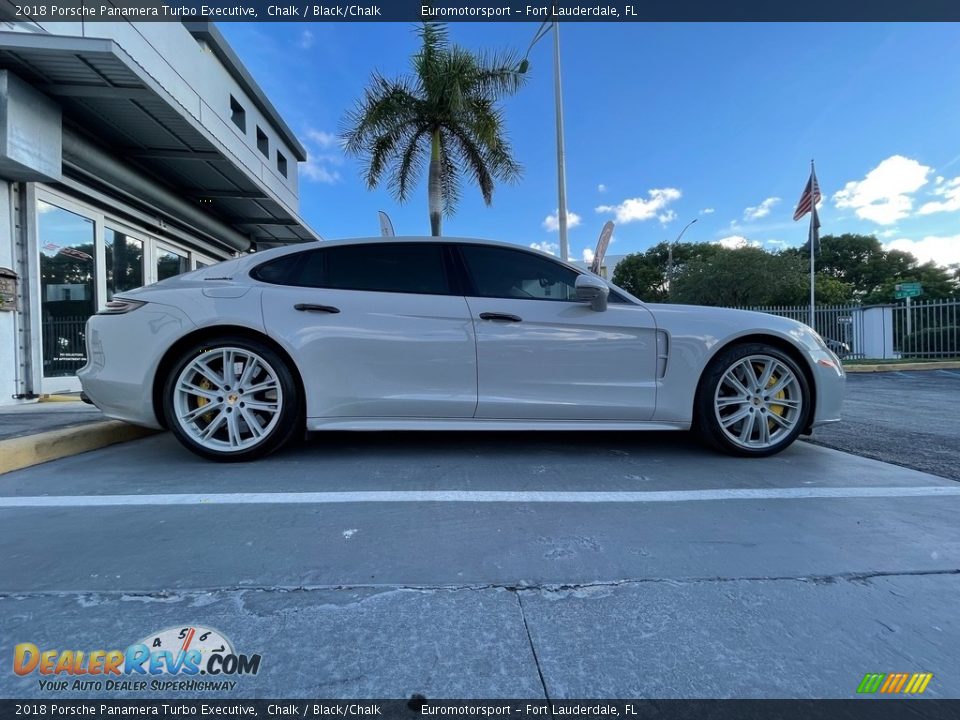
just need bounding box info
[1,486,960,508]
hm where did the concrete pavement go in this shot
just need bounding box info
[1,431,958,699]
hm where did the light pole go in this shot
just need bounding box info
[521,16,570,262]
[666,218,697,300]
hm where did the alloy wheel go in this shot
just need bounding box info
[713,354,803,451]
[172,347,284,452]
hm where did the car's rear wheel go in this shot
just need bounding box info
[694,343,811,457]
[162,337,302,461]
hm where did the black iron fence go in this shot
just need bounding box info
[42,315,87,377]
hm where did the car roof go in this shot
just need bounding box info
[254,236,584,269]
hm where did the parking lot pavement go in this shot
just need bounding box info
[808,369,960,480]
[2,430,959,699]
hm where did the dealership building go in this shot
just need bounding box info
[0,19,317,404]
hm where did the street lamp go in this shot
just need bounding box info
[666,218,697,300]
[520,17,569,262]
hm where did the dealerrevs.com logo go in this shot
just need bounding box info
[13,626,261,693]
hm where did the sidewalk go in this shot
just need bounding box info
[0,398,158,474]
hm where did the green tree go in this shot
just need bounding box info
[672,247,812,307]
[786,233,956,302]
[341,23,526,236]
[611,241,722,301]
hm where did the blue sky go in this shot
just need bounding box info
[220,22,960,267]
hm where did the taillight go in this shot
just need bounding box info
[98,298,146,315]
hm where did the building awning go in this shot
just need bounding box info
[0,30,319,249]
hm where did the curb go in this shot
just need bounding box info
[38,394,84,403]
[844,361,960,373]
[0,421,159,475]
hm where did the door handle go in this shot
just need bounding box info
[294,303,340,314]
[479,312,522,322]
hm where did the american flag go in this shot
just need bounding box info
[793,171,821,221]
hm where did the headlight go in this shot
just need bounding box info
[808,330,830,352]
[98,298,146,315]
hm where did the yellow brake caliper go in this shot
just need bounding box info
[767,373,786,427]
[196,377,214,423]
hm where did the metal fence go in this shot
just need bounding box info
[892,299,960,358]
[739,299,960,360]
[737,304,866,359]
[42,315,88,377]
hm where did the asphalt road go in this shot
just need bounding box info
[808,368,960,480]
[1,422,959,700]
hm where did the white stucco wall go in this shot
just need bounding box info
[0,180,19,402]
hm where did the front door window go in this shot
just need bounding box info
[38,201,96,378]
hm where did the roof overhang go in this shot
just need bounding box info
[0,30,319,247]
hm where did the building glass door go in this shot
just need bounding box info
[37,200,96,380]
[105,227,145,299]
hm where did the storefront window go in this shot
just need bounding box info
[157,248,188,281]
[38,201,95,378]
[105,228,144,299]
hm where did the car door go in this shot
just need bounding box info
[456,243,659,421]
[259,242,477,418]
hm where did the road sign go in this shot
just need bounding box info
[895,287,922,299]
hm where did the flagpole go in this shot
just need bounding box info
[809,159,816,330]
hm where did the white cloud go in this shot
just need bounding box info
[700,207,715,215]
[918,176,960,215]
[530,241,559,256]
[714,235,761,250]
[298,30,315,49]
[306,129,338,149]
[300,128,343,184]
[542,209,582,232]
[582,248,595,264]
[301,162,340,184]
[883,235,960,267]
[878,228,898,239]
[596,188,681,224]
[764,239,790,250]
[658,210,677,226]
[743,197,781,221]
[833,155,932,225]
[597,184,607,193]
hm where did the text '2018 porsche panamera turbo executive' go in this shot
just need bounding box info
[79,237,844,461]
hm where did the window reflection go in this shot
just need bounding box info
[157,248,188,281]
[38,201,95,377]
[105,228,143,300]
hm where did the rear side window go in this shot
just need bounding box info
[252,243,451,295]
[251,252,301,284]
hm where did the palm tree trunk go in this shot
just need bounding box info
[428,130,442,236]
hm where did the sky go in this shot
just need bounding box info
[219,22,960,268]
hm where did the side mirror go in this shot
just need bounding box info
[575,274,609,312]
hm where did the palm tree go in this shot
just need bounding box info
[341,23,527,236]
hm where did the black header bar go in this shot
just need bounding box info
[2,0,960,22]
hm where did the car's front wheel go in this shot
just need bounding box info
[694,343,811,457]
[162,337,302,461]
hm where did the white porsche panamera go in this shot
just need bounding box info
[78,237,844,461]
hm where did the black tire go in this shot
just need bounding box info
[693,342,812,457]
[162,336,303,462]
